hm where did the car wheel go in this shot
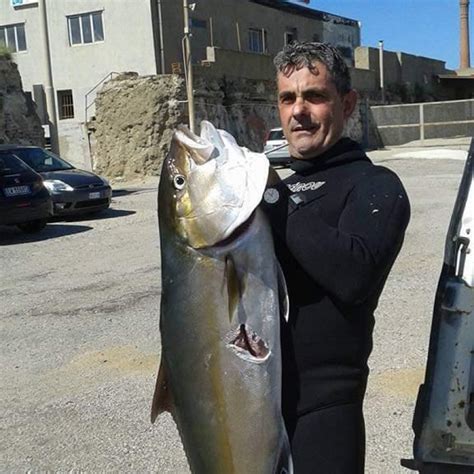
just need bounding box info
[17,219,48,234]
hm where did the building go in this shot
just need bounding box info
[159,0,360,70]
[0,0,360,167]
[354,46,453,102]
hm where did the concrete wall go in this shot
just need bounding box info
[355,46,451,103]
[202,47,276,80]
[57,122,91,170]
[351,67,377,94]
[370,99,474,146]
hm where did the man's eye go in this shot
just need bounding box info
[279,96,294,104]
[305,92,325,103]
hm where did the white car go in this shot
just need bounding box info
[263,128,291,167]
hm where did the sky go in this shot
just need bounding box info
[290,0,473,70]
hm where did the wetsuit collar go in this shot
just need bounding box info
[290,138,369,174]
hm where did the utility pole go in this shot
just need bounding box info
[183,0,195,132]
[157,0,165,74]
[378,40,385,104]
[39,0,59,153]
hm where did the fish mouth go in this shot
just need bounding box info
[226,323,270,364]
[174,123,218,165]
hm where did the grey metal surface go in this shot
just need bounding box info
[412,141,474,469]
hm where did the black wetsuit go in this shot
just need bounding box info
[261,138,410,473]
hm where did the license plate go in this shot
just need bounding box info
[4,185,31,197]
[89,192,101,199]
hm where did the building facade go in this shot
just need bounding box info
[158,0,360,71]
[0,0,360,166]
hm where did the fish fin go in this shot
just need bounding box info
[224,255,244,323]
[276,261,289,322]
[150,359,173,423]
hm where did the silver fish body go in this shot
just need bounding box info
[152,122,291,474]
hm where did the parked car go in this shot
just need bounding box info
[0,150,52,233]
[263,128,291,166]
[0,145,112,217]
[404,139,474,473]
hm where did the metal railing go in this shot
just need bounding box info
[84,72,119,123]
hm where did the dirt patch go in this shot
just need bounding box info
[371,367,425,398]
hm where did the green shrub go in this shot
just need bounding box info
[0,45,12,60]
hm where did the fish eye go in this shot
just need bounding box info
[173,174,186,190]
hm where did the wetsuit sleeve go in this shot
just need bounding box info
[263,172,410,304]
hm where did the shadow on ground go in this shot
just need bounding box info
[0,223,93,245]
[53,208,136,223]
[112,187,157,198]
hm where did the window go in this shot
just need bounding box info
[0,23,27,52]
[248,28,266,54]
[285,28,297,45]
[57,90,74,119]
[312,33,320,43]
[67,11,104,45]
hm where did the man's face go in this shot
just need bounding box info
[277,62,357,160]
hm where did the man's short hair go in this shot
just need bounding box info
[274,41,351,96]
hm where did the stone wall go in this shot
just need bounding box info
[92,72,366,178]
[0,53,44,146]
[92,73,186,178]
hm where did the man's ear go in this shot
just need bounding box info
[342,89,358,120]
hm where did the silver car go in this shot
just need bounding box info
[263,128,291,167]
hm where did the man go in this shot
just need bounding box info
[261,42,410,473]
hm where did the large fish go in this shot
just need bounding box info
[151,121,292,474]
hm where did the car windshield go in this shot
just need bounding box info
[0,152,31,176]
[12,148,74,172]
[268,130,284,141]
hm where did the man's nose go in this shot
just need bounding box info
[292,97,309,118]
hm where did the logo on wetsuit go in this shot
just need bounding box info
[287,181,326,192]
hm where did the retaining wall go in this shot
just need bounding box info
[370,99,474,147]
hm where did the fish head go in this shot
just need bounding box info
[159,121,269,249]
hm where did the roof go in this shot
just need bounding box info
[249,0,359,26]
[438,74,474,80]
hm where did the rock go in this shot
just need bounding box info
[0,54,44,146]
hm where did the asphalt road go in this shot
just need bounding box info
[0,145,468,473]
